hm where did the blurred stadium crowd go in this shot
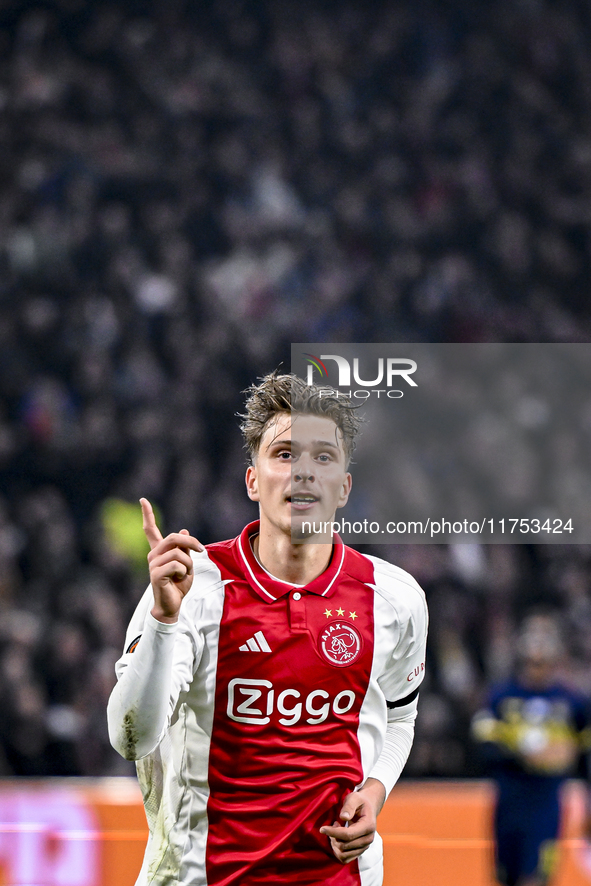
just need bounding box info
[1,0,591,777]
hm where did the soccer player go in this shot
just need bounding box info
[472,615,591,886]
[107,372,428,886]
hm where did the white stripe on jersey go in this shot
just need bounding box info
[237,533,276,600]
[321,542,346,595]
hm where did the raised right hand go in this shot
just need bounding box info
[140,498,204,623]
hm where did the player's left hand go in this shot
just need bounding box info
[320,778,386,864]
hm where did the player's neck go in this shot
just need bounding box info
[253,527,332,585]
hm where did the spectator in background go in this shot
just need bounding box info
[471,614,591,886]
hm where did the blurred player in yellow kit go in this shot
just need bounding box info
[472,615,591,886]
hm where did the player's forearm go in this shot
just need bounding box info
[107,613,178,760]
[368,711,416,797]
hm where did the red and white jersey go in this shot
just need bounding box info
[108,522,427,886]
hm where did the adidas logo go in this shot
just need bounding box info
[239,631,272,653]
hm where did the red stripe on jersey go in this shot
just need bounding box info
[204,524,376,886]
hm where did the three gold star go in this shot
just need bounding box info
[323,605,359,620]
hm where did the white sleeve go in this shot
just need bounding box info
[368,695,418,797]
[368,557,428,796]
[376,580,428,705]
[107,588,201,760]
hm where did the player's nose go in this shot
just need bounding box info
[293,469,315,481]
[293,457,315,482]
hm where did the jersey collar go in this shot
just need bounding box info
[237,520,346,602]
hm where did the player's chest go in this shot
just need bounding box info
[215,580,375,685]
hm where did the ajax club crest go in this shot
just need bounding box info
[319,621,363,667]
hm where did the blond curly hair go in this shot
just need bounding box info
[239,371,363,465]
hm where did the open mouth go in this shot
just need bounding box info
[287,494,319,506]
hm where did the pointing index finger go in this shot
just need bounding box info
[140,498,163,550]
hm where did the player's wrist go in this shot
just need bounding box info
[150,605,180,624]
[359,777,387,814]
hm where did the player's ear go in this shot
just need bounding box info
[336,472,352,510]
[245,464,260,502]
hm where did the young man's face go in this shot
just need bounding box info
[519,654,556,690]
[245,412,352,541]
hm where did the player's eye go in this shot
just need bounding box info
[277,450,293,459]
